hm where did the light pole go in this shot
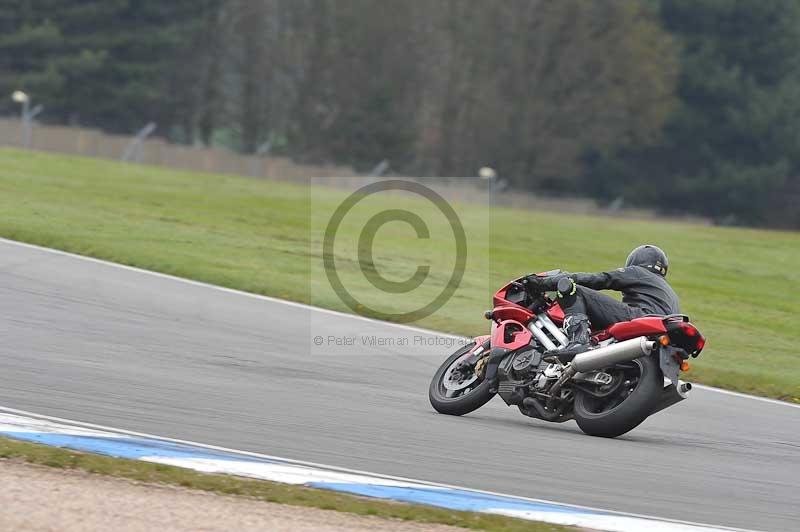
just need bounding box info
[478,166,497,207]
[12,90,29,119]
[479,166,498,281]
[478,166,497,180]
[11,90,43,149]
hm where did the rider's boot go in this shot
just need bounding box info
[545,277,592,363]
[545,313,591,363]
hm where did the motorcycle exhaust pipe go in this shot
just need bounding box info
[521,397,564,422]
[571,337,655,372]
[651,381,692,414]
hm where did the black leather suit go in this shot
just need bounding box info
[542,266,680,329]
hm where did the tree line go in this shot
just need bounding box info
[2,0,799,228]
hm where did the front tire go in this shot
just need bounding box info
[429,343,494,416]
[573,355,662,438]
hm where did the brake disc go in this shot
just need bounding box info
[442,352,479,391]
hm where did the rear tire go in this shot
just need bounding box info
[573,355,661,438]
[429,343,494,416]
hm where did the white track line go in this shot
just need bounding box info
[691,384,798,408]
[0,405,759,532]
[1,236,797,410]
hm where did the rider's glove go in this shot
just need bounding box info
[525,273,569,292]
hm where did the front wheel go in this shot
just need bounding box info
[573,355,662,438]
[429,342,494,416]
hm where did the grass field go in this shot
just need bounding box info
[0,148,797,401]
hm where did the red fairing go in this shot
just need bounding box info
[546,302,565,325]
[490,320,533,350]
[492,288,510,308]
[491,305,534,323]
[471,335,491,349]
[607,317,667,340]
[591,329,612,342]
[493,278,533,309]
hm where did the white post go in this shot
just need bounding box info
[121,122,157,162]
[11,90,41,149]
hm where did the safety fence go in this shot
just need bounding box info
[0,118,355,181]
[0,117,709,222]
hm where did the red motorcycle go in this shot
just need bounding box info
[429,271,705,437]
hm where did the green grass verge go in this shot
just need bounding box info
[0,148,797,401]
[0,436,568,532]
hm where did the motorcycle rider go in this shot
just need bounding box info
[525,245,679,363]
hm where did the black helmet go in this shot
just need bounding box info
[625,245,668,277]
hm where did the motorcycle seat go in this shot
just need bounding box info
[639,313,688,320]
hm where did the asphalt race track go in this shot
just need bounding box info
[1,239,798,531]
